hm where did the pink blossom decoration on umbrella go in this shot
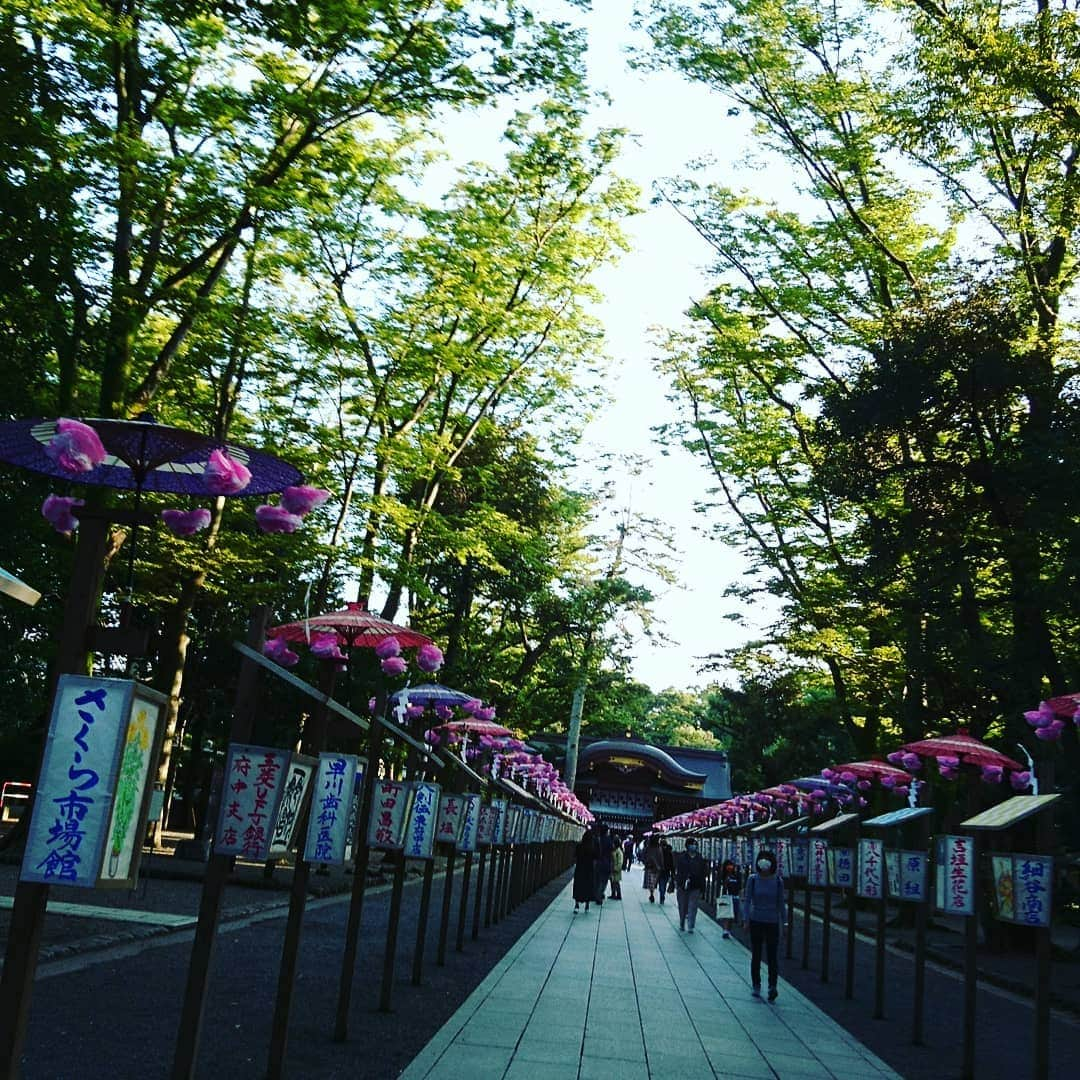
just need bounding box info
[463,698,483,714]
[434,703,454,721]
[839,770,857,784]
[375,636,402,660]
[416,643,444,673]
[381,655,407,676]
[1024,704,1055,729]
[1010,770,1032,792]
[886,751,906,765]
[255,504,302,533]
[161,508,212,537]
[44,418,107,474]
[310,632,345,661]
[204,448,252,494]
[424,728,440,745]
[937,755,961,780]
[280,485,330,516]
[406,704,426,720]
[857,779,872,791]
[901,752,923,771]
[41,494,84,534]
[263,636,299,667]
[1035,720,1066,741]
[980,765,1004,784]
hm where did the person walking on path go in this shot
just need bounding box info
[718,859,741,939]
[573,826,599,913]
[623,833,634,870]
[658,838,676,905]
[593,823,613,905]
[674,837,707,932]
[642,834,663,902]
[609,835,624,899]
[743,849,785,1001]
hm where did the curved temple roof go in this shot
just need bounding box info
[579,740,709,790]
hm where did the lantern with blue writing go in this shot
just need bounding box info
[21,675,167,890]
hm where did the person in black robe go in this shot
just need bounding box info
[573,826,599,912]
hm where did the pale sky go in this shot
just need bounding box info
[571,3,776,692]
[413,3,781,694]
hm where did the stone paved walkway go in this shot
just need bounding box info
[400,867,902,1080]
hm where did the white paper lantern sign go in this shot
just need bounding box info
[269,756,316,857]
[857,837,884,899]
[808,838,829,887]
[367,779,416,851]
[213,744,293,862]
[403,782,440,860]
[828,846,855,888]
[435,791,468,846]
[935,835,975,916]
[303,753,361,866]
[991,854,1053,926]
[491,799,508,844]
[21,675,166,890]
[457,794,481,853]
[476,803,496,846]
[790,838,809,879]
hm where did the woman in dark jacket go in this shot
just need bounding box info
[573,827,599,912]
[642,834,663,902]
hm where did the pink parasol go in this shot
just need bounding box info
[897,731,1024,772]
[268,601,431,650]
[828,760,911,783]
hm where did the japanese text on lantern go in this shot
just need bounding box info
[215,744,289,861]
[491,799,508,844]
[899,851,928,902]
[935,835,975,915]
[270,760,314,856]
[476,803,495,846]
[830,846,854,888]
[404,782,439,860]
[23,682,110,885]
[791,839,809,879]
[809,839,829,887]
[457,794,481,853]
[21,676,166,890]
[1016,856,1053,927]
[436,793,463,845]
[303,754,360,865]
[857,838,884,899]
[367,780,413,850]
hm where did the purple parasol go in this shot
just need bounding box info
[0,416,302,495]
[389,683,473,707]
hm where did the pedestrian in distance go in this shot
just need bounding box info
[643,834,663,902]
[573,825,599,913]
[623,833,635,870]
[743,849,785,1001]
[594,822,613,905]
[674,837,707,932]
[658,838,676,904]
[609,835,624,899]
[718,859,741,938]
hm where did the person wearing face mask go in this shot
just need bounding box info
[743,849,785,1001]
[674,838,707,932]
